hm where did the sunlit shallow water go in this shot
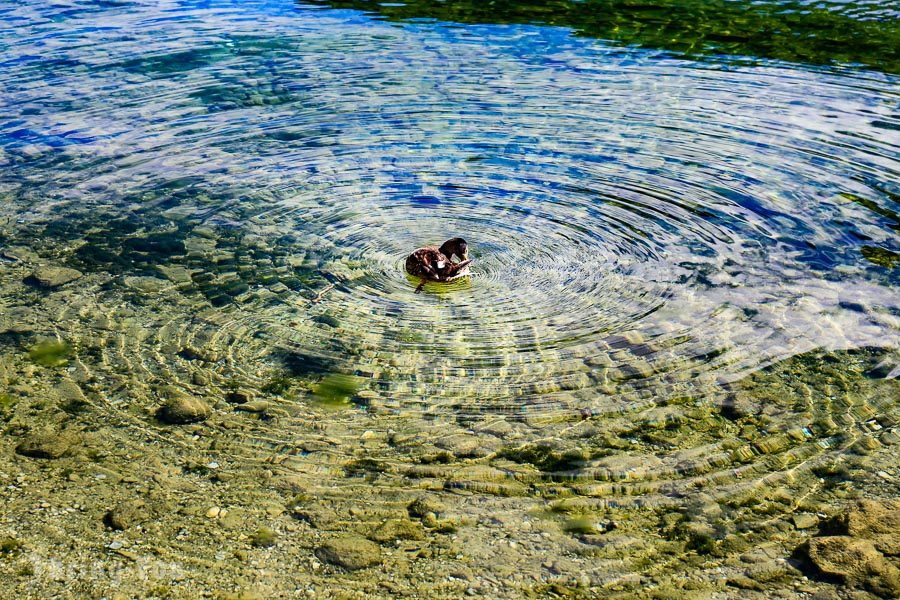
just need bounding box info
[0,0,898,595]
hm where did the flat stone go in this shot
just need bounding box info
[792,513,819,530]
[292,507,339,529]
[726,575,764,591]
[2,246,38,262]
[178,346,221,363]
[369,518,425,543]
[27,266,83,289]
[824,499,900,555]
[435,434,489,458]
[300,440,333,453]
[123,276,168,293]
[235,400,271,414]
[56,380,86,400]
[476,419,514,437]
[315,535,382,570]
[804,536,899,598]
[15,430,73,459]
[722,392,755,420]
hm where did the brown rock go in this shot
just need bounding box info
[235,400,270,414]
[722,392,754,420]
[793,513,819,530]
[104,500,149,530]
[156,388,210,424]
[805,536,900,598]
[15,430,73,459]
[824,499,900,555]
[726,575,764,591]
[226,389,253,404]
[178,346,220,362]
[369,518,425,543]
[292,507,339,529]
[27,266,83,288]
[315,535,382,570]
[408,496,446,519]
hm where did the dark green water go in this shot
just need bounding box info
[310,0,900,71]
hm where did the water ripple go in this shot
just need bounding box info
[0,0,898,547]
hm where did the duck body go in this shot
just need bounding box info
[406,238,472,292]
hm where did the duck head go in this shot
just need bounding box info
[439,237,469,262]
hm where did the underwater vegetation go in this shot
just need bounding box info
[309,0,900,71]
[27,340,72,368]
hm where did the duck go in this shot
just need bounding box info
[406,237,473,293]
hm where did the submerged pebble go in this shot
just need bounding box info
[206,506,228,519]
[408,496,447,519]
[250,526,277,548]
[26,266,83,289]
[15,430,74,459]
[104,500,150,530]
[369,518,426,543]
[234,400,271,414]
[226,389,254,404]
[156,388,211,424]
[315,535,382,570]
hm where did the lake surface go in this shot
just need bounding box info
[0,0,897,597]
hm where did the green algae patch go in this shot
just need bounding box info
[562,516,602,535]
[861,246,899,268]
[0,536,23,556]
[28,340,72,368]
[0,392,17,416]
[840,193,900,231]
[310,0,900,72]
[250,527,277,548]
[313,374,364,407]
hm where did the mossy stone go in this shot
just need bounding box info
[104,500,150,530]
[315,535,382,570]
[15,430,74,459]
[156,389,211,424]
[408,496,447,519]
[250,527,277,548]
[26,266,83,288]
[369,518,425,543]
[28,341,72,368]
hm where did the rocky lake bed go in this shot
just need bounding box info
[0,222,896,597]
[1,0,898,597]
